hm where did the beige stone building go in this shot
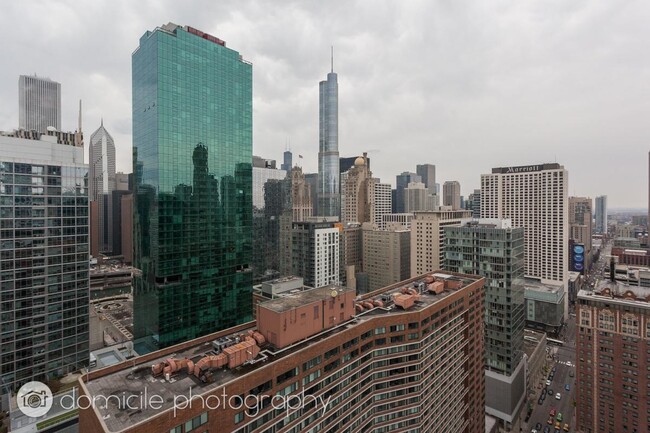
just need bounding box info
[362,222,411,291]
[410,210,471,276]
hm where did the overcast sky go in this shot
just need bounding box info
[1,0,648,208]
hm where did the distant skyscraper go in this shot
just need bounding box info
[317,55,340,218]
[595,195,608,234]
[481,163,568,317]
[416,163,436,190]
[18,75,61,133]
[362,222,410,291]
[291,221,340,288]
[394,171,421,213]
[0,129,89,392]
[281,149,292,171]
[404,181,435,212]
[443,180,461,210]
[89,120,116,253]
[132,23,253,349]
[469,189,481,218]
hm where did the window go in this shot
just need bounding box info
[184,412,208,432]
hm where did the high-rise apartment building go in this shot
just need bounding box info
[595,195,608,234]
[341,154,374,225]
[443,180,461,210]
[362,222,410,291]
[0,130,89,392]
[444,219,526,429]
[373,181,392,228]
[394,171,421,213]
[410,210,471,277]
[569,196,593,271]
[89,121,116,254]
[576,281,650,433]
[481,163,568,317]
[291,221,340,288]
[317,59,340,218]
[18,75,61,133]
[79,271,486,433]
[132,23,253,349]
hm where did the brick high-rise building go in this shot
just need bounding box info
[576,280,650,433]
[79,271,486,433]
[361,222,410,291]
[443,181,461,210]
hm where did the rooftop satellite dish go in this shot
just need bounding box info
[46,126,57,132]
[330,290,338,298]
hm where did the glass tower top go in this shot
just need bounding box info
[132,24,253,349]
[318,65,340,218]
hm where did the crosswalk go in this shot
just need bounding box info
[557,360,574,367]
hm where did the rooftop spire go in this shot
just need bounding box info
[331,46,334,73]
[78,99,82,133]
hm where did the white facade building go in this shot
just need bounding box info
[19,75,61,133]
[373,181,392,228]
[481,163,568,318]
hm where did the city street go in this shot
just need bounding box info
[524,317,577,433]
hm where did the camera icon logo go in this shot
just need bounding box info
[17,381,53,417]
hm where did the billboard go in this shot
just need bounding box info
[572,243,585,274]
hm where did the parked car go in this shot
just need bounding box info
[535,422,542,431]
[546,379,552,386]
[543,426,551,433]
[548,388,554,395]
[556,412,563,422]
[563,424,570,431]
[547,416,554,425]
[549,408,557,417]
[555,393,561,400]
[569,370,574,377]
[565,384,570,391]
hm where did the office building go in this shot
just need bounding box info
[404,181,436,212]
[469,189,481,218]
[305,172,319,217]
[411,210,471,277]
[252,160,286,209]
[317,59,340,218]
[394,171,421,213]
[341,154,374,225]
[132,23,253,349]
[291,221,340,288]
[290,166,313,222]
[481,163,568,318]
[0,129,89,392]
[281,150,292,171]
[416,163,436,191]
[18,75,61,133]
[340,223,362,289]
[373,181,392,228]
[595,195,608,234]
[362,222,410,291]
[576,280,650,433]
[444,219,526,429]
[569,196,593,271]
[79,271,486,433]
[443,180,461,210]
[89,121,116,254]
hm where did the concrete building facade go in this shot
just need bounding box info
[595,195,608,234]
[291,221,340,288]
[410,210,471,277]
[18,75,61,133]
[443,180,461,210]
[361,222,410,292]
[373,181,392,228]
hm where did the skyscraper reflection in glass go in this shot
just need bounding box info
[132,23,253,349]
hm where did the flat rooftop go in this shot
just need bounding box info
[83,272,482,432]
[579,279,650,304]
[260,285,351,312]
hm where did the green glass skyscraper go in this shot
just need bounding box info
[132,23,252,350]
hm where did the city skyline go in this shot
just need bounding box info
[0,2,648,208]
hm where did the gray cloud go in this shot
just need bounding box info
[0,0,648,208]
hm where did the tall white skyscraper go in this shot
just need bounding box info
[89,120,116,253]
[19,75,61,133]
[481,163,568,316]
[595,195,608,234]
[317,53,340,218]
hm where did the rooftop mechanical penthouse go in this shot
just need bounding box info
[79,271,486,433]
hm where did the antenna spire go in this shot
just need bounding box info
[331,46,334,73]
